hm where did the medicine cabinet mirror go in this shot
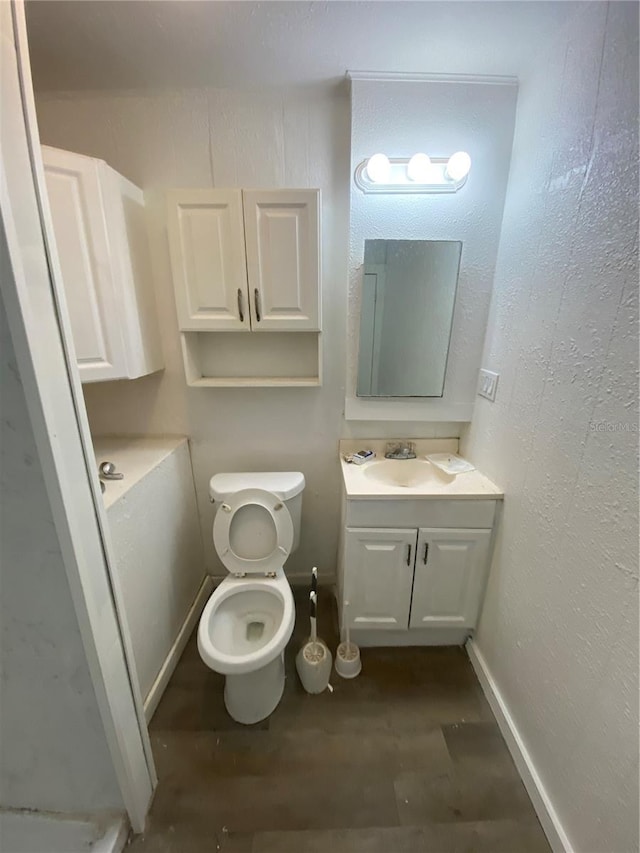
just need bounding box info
[357,239,462,398]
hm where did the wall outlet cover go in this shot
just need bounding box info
[478,368,499,401]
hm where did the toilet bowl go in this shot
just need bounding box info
[198,570,294,723]
[197,473,304,724]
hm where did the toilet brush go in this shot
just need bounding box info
[335,600,362,679]
[296,579,332,694]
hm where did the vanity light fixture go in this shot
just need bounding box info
[445,151,472,182]
[365,152,391,183]
[354,150,472,194]
[407,153,432,182]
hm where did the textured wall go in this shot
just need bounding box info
[34,85,463,579]
[0,284,122,814]
[461,3,639,851]
[348,77,517,420]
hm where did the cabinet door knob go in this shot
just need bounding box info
[254,288,261,322]
[423,542,429,563]
[237,288,244,323]
[406,544,412,566]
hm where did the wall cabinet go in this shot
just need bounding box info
[166,188,321,386]
[42,145,163,384]
[166,189,249,331]
[167,188,320,332]
[338,500,495,646]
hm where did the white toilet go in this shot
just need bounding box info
[197,471,304,724]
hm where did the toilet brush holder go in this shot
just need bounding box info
[296,638,332,694]
[296,586,332,694]
[335,600,361,679]
[335,641,361,679]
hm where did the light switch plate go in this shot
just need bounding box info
[478,368,499,401]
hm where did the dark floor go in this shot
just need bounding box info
[127,587,550,853]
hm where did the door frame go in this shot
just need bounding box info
[1,1,156,831]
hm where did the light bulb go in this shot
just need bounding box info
[445,151,471,182]
[407,153,432,182]
[366,153,391,183]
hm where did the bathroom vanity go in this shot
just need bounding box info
[337,439,502,646]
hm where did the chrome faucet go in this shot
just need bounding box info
[384,441,417,460]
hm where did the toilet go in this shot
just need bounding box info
[197,471,304,724]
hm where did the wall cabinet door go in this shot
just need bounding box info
[344,527,417,631]
[43,147,128,382]
[410,528,491,630]
[167,189,249,331]
[243,189,320,331]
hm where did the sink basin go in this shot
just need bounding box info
[362,458,451,489]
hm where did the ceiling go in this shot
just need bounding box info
[25,1,580,93]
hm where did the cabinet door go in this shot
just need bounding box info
[42,147,128,382]
[243,189,320,331]
[410,529,492,630]
[344,528,417,631]
[167,189,249,331]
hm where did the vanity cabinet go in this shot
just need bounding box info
[344,525,490,635]
[409,528,491,629]
[344,528,417,630]
[167,188,321,332]
[42,145,163,384]
[166,188,322,387]
[338,498,496,646]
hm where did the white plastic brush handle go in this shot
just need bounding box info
[344,600,351,649]
[310,590,317,644]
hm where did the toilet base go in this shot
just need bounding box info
[223,652,285,725]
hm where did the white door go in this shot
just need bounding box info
[243,189,320,331]
[166,189,249,331]
[344,527,417,631]
[410,528,492,629]
[42,147,128,382]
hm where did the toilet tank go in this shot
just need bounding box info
[209,472,305,552]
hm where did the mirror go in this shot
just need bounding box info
[357,239,462,398]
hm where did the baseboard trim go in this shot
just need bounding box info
[93,816,129,853]
[143,576,213,723]
[352,627,469,647]
[466,639,573,853]
[0,810,128,853]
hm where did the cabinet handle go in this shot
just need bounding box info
[254,288,261,322]
[237,288,244,323]
[423,542,429,563]
[406,544,412,566]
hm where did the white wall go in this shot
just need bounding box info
[104,439,205,701]
[461,3,639,851]
[347,76,517,421]
[34,85,462,579]
[0,285,122,814]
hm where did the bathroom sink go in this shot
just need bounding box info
[362,458,449,489]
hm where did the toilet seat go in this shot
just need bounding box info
[213,487,294,575]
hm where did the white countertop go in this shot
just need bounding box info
[339,439,503,500]
[92,436,188,509]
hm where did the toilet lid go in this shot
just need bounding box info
[213,488,294,575]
